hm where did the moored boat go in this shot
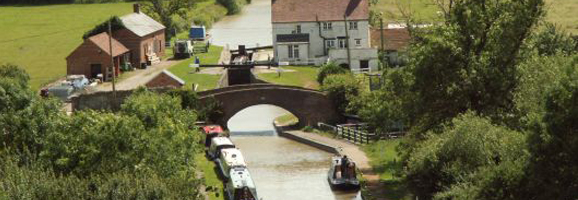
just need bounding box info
[327,155,360,190]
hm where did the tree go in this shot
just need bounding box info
[321,74,360,115]
[526,22,578,56]
[141,0,197,38]
[0,64,33,112]
[525,62,578,199]
[409,0,545,133]
[404,112,527,199]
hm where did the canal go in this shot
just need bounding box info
[228,105,361,200]
[208,0,273,48]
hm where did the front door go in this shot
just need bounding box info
[360,60,369,69]
[90,64,102,78]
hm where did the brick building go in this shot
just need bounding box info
[145,70,185,88]
[115,4,166,68]
[66,32,129,81]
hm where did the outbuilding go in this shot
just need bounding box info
[145,69,185,88]
[66,32,129,81]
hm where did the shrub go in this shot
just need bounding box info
[321,74,360,115]
[317,62,349,84]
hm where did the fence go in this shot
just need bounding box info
[318,122,407,144]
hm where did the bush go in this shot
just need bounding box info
[83,16,125,40]
[321,74,360,114]
[317,62,349,84]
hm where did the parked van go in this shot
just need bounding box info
[217,148,247,180]
[225,167,259,200]
[208,137,235,159]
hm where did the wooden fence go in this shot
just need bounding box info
[318,122,407,144]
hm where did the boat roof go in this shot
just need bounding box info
[230,168,256,189]
[203,125,224,134]
[221,148,246,167]
[211,137,234,146]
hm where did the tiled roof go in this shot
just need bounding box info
[88,32,129,57]
[161,70,185,85]
[370,28,411,51]
[272,0,369,23]
[120,13,165,37]
[277,33,310,43]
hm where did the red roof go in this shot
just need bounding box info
[203,125,224,134]
[272,0,369,23]
[370,28,411,51]
[88,32,129,57]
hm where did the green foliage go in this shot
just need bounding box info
[404,112,527,199]
[167,89,224,123]
[525,62,578,199]
[526,22,578,56]
[321,74,361,115]
[0,64,33,112]
[317,62,349,84]
[216,0,249,15]
[141,0,196,38]
[409,0,545,133]
[82,16,125,39]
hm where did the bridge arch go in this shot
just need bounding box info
[198,84,341,128]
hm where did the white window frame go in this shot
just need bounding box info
[288,45,299,58]
[326,39,336,49]
[349,22,358,30]
[355,39,362,46]
[323,22,333,30]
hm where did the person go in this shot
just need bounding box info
[341,155,349,178]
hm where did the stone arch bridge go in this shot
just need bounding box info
[197,84,340,128]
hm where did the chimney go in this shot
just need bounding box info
[133,4,140,14]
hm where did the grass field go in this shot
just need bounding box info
[256,66,320,89]
[195,152,225,200]
[168,45,223,91]
[373,0,578,33]
[0,3,134,89]
[362,139,411,199]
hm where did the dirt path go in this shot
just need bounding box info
[95,59,181,91]
[285,130,387,200]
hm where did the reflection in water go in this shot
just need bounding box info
[228,105,361,200]
[208,0,272,48]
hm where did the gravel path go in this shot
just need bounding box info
[95,59,181,91]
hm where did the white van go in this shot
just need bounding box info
[208,137,235,159]
[217,148,247,180]
[225,167,259,200]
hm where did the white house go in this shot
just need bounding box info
[271,0,379,72]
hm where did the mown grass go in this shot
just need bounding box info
[372,0,578,34]
[0,3,134,89]
[194,152,225,200]
[274,113,299,126]
[256,66,320,89]
[168,45,223,91]
[362,139,412,200]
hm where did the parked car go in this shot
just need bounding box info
[173,39,194,59]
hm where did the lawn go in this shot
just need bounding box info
[275,113,299,126]
[0,3,134,89]
[362,139,412,199]
[168,45,224,91]
[256,66,320,89]
[194,152,225,200]
[372,0,578,34]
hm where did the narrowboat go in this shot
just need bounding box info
[327,156,360,190]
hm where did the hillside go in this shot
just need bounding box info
[0,3,134,89]
[372,0,578,33]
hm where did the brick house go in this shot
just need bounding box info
[114,4,166,68]
[66,32,130,81]
[145,70,185,88]
[370,27,411,66]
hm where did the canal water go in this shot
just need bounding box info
[228,105,361,200]
[208,0,273,48]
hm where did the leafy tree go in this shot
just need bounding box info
[321,74,360,115]
[83,16,125,39]
[141,0,197,38]
[0,64,33,112]
[526,22,578,56]
[317,62,349,84]
[409,0,545,133]
[525,62,578,199]
[404,112,527,199]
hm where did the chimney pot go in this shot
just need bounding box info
[133,4,140,14]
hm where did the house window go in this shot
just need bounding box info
[323,22,332,30]
[326,39,336,48]
[288,45,299,58]
[349,22,358,30]
[338,39,347,49]
[355,39,362,46]
[295,25,301,33]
